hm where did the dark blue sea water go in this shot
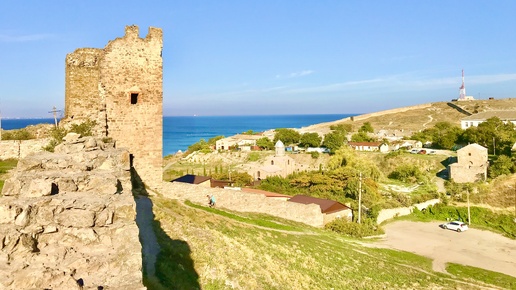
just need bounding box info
[2,114,355,156]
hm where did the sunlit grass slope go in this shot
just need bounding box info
[147,196,516,289]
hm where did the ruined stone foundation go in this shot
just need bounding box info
[0,133,145,289]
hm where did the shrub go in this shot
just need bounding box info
[70,120,97,136]
[310,151,319,159]
[388,164,425,184]
[1,129,34,140]
[325,218,384,238]
[247,152,261,162]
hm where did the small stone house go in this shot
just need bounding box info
[448,143,489,183]
[348,141,388,152]
[398,140,423,149]
[288,195,353,225]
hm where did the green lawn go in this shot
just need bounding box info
[0,158,17,192]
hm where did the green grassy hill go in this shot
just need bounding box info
[145,196,516,290]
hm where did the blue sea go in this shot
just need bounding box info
[2,114,355,156]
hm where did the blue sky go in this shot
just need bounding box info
[1,1,516,118]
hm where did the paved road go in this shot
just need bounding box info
[379,221,516,278]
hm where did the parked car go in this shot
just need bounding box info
[418,149,427,154]
[428,150,436,155]
[441,221,468,232]
[410,149,420,154]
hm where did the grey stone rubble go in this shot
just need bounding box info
[0,133,145,290]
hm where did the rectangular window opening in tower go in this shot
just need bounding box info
[131,93,139,104]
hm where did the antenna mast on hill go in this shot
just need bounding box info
[459,69,466,100]
[48,106,62,128]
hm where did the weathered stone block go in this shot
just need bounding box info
[95,208,114,227]
[56,209,95,228]
[1,180,19,196]
[14,206,32,227]
[0,204,21,224]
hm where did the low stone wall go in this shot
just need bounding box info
[0,138,50,159]
[377,199,440,224]
[161,182,325,227]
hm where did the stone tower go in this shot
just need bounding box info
[64,25,163,189]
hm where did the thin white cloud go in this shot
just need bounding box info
[0,33,53,43]
[276,70,314,79]
[177,72,516,101]
[468,73,516,84]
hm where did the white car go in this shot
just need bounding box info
[442,221,468,232]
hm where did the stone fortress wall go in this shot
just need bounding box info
[63,25,163,189]
[0,139,50,160]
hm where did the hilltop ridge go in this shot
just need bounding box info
[298,98,516,136]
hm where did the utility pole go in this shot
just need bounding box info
[467,188,471,225]
[358,172,362,224]
[513,182,516,223]
[48,106,61,128]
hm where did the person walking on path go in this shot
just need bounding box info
[207,194,216,207]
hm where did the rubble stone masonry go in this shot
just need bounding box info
[64,25,163,190]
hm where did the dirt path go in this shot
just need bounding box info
[378,221,516,277]
[135,195,161,277]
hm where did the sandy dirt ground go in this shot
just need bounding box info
[378,221,516,278]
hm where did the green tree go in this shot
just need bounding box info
[432,121,462,149]
[488,155,515,178]
[322,131,345,154]
[330,124,352,134]
[256,137,274,150]
[273,128,301,145]
[350,132,374,142]
[359,122,374,133]
[459,117,516,155]
[388,164,426,184]
[299,132,322,148]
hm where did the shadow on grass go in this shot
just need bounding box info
[132,168,200,290]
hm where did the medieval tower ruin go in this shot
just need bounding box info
[64,25,163,189]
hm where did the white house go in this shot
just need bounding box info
[215,134,264,151]
[461,111,516,130]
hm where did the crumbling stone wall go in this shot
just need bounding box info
[63,25,163,190]
[0,138,50,159]
[163,182,325,227]
[0,133,144,289]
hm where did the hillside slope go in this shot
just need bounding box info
[299,98,516,136]
[147,196,516,289]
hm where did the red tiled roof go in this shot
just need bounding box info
[288,195,351,214]
[241,188,292,198]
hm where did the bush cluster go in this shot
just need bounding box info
[1,129,34,140]
[325,218,384,238]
